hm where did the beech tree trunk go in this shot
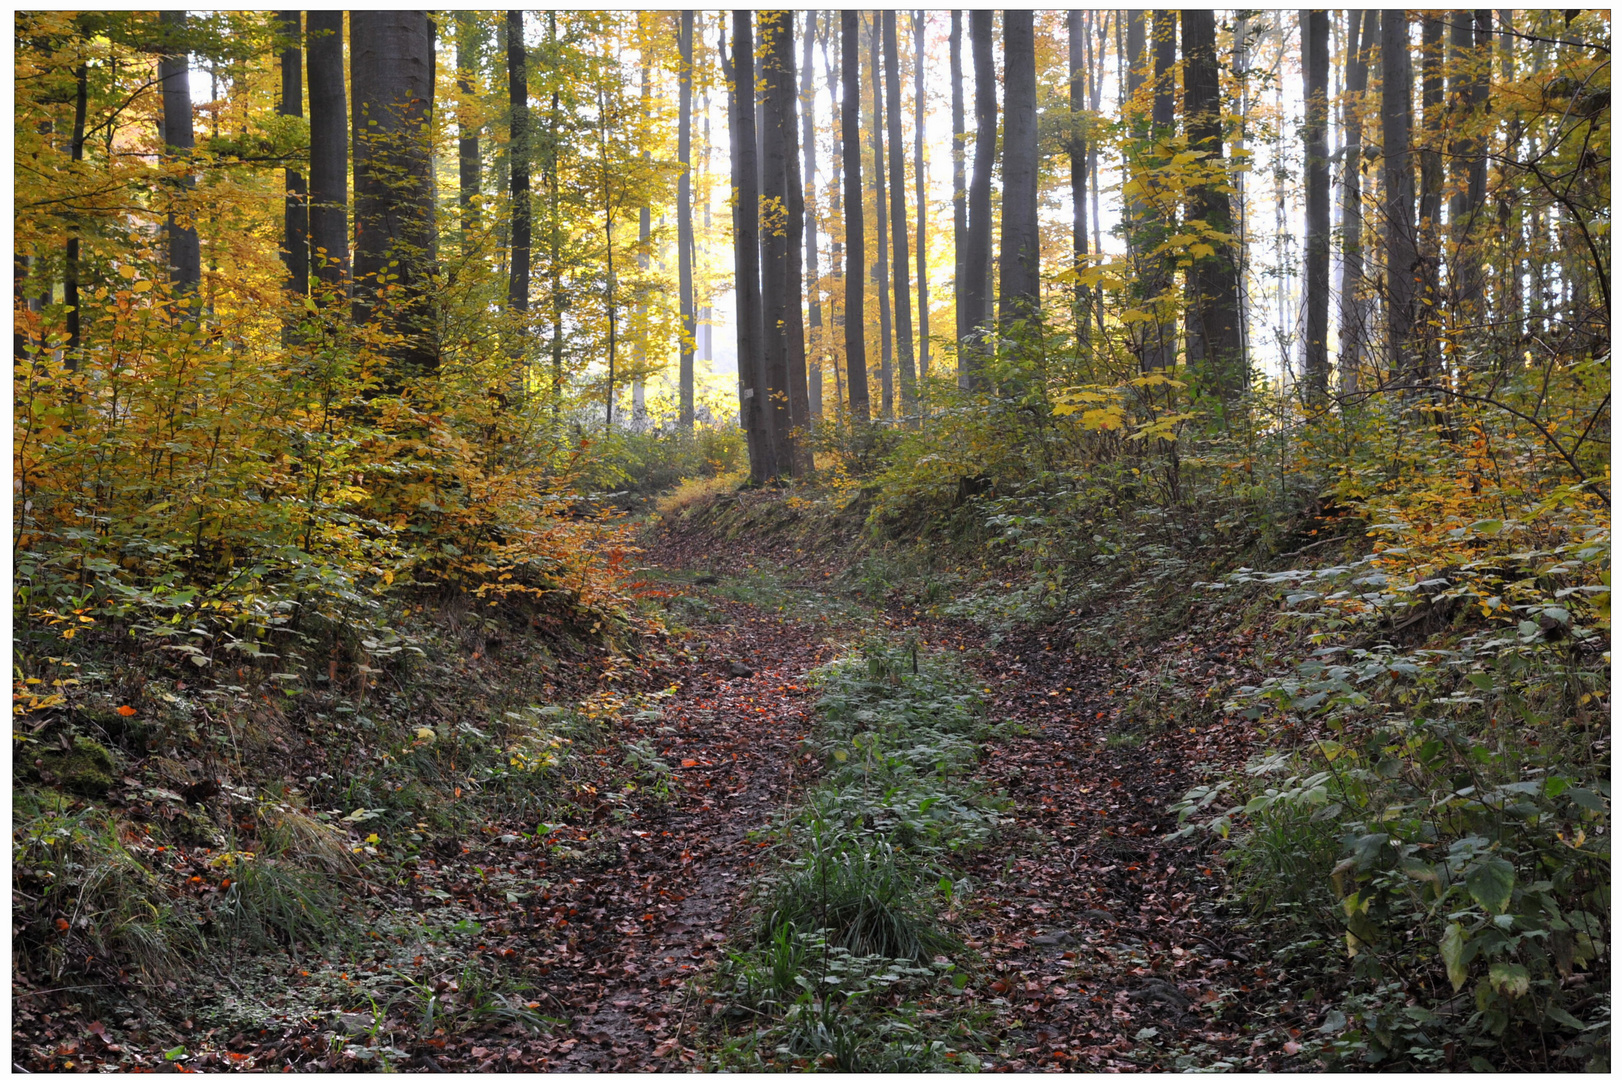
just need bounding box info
[307,11,348,292]
[913,11,929,389]
[1339,9,1372,393]
[882,12,915,416]
[959,11,996,388]
[777,13,813,474]
[1382,10,1418,379]
[351,11,439,379]
[456,13,481,251]
[1302,9,1331,401]
[280,12,308,296]
[801,12,823,420]
[1068,11,1089,351]
[159,11,201,304]
[728,12,772,478]
[507,12,530,320]
[840,11,870,424]
[950,11,967,345]
[868,16,894,419]
[678,11,696,429]
[998,11,1040,334]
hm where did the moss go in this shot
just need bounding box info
[39,736,118,796]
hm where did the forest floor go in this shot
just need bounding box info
[14,510,1314,1074]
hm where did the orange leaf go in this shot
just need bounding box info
[681,759,699,768]
[117,705,137,717]
[55,918,70,932]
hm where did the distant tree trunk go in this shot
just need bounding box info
[1139,10,1176,370]
[1068,11,1089,351]
[868,16,894,419]
[1417,14,1444,375]
[818,14,845,419]
[998,11,1040,336]
[1381,10,1418,379]
[728,13,772,478]
[307,11,348,292]
[280,12,308,297]
[800,12,823,420]
[950,11,967,345]
[64,60,87,365]
[546,13,565,404]
[634,52,651,427]
[960,11,996,388]
[1302,10,1331,402]
[1339,9,1372,393]
[913,11,929,390]
[882,12,915,416]
[456,13,481,252]
[1493,10,1520,333]
[507,12,530,321]
[678,11,696,430]
[1450,11,1488,318]
[1122,11,1146,365]
[775,12,813,475]
[1089,12,1108,333]
[841,11,871,424]
[351,11,438,380]
[158,11,201,305]
[1182,9,1246,408]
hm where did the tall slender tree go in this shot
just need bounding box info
[307,11,348,291]
[1139,10,1176,370]
[279,12,307,297]
[868,16,894,419]
[913,11,929,389]
[1382,10,1418,378]
[882,12,915,415]
[998,11,1040,334]
[841,11,870,423]
[950,12,967,345]
[776,13,813,473]
[1067,10,1088,350]
[677,11,696,429]
[158,11,201,303]
[1302,9,1331,401]
[728,12,772,478]
[801,12,823,419]
[959,11,996,388]
[507,12,531,321]
[455,13,481,252]
[1339,9,1373,392]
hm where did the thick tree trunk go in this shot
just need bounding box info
[1302,10,1331,401]
[759,11,799,477]
[158,11,201,305]
[1339,9,1372,393]
[882,12,915,416]
[1182,9,1246,408]
[868,17,894,420]
[633,53,651,427]
[1137,11,1175,371]
[307,12,348,293]
[778,14,813,474]
[1068,11,1089,351]
[456,13,481,252]
[801,12,823,420]
[64,61,88,365]
[546,13,565,404]
[950,12,967,345]
[913,11,929,389]
[728,13,772,478]
[678,11,696,429]
[998,11,1040,335]
[280,12,308,297]
[1381,10,1418,379]
[959,11,995,388]
[507,12,530,320]
[840,11,870,424]
[351,11,438,380]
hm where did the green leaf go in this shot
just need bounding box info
[1488,961,1530,998]
[1467,856,1515,914]
[165,1046,189,1061]
[1441,923,1470,991]
[1569,787,1607,814]
[1545,1002,1586,1030]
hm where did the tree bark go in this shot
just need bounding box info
[65,59,88,365]
[777,13,813,474]
[678,11,696,429]
[882,12,915,416]
[759,11,800,476]
[913,11,929,389]
[800,12,823,420]
[1068,11,1089,351]
[1302,9,1331,401]
[307,11,348,293]
[456,13,481,253]
[633,50,652,426]
[840,11,870,424]
[998,11,1040,335]
[959,10,996,388]
[507,12,531,320]
[280,12,308,297]
[351,11,438,379]
[1139,11,1175,370]
[1381,10,1419,379]
[950,11,967,346]
[868,16,894,420]
[1339,9,1372,393]
[728,13,772,478]
[158,11,201,305]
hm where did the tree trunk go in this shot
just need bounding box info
[913,11,929,390]
[1381,10,1418,379]
[634,51,651,427]
[678,11,696,429]
[959,10,996,388]
[507,12,530,320]
[1182,9,1246,408]
[1137,10,1176,371]
[840,11,870,424]
[547,13,565,404]
[280,12,308,297]
[351,11,438,380]
[801,12,823,420]
[882,12,915,416]
[950,11,967,345]
[759,11,800,477]
[456,13,481,252]
[728,13,772,478]
[1068,11,1089,351]
[778,13,813,475]
[1339,9,1372,393]
[1302,10,1331,402]
[1089,12,1108,333]
[868,17,894,420]
[158,11,201,305]
[818,14,844,419]
[307,11,348,292]
[998,11,1040,336]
